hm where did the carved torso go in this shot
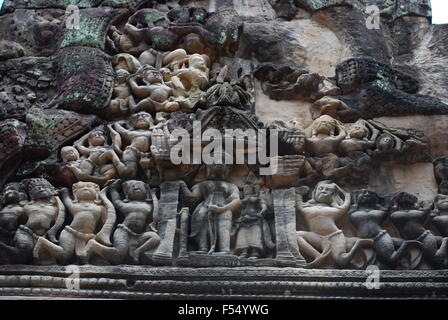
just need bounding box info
[349,208,386,238]
[117,201,153,233]
[23,198,58,236]
[390,209,427,240]
[301,203,342,236]
[68,201,105,234]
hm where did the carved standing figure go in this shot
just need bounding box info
[349,189,421,269]
[296,181,372,268]
[235,191,274,259]
[390,192,448,268]
[0,183,27,264]
[180,161,242,255]
[0,179,64,264]
[33,182,116,264]
[84,180,160,264]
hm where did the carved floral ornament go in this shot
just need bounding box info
[0,1,448,274]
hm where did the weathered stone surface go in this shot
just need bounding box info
[51,47,114,113]
[1,0,448,300]
[0,9,65,57]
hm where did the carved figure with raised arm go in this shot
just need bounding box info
[84,180,160,264]
[33,182,116,264]
[349,189,422,269]
[0,179,64,264]
[390,192,448,268]
[296,181,372,268]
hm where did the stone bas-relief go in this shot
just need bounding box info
[1,0,448,300]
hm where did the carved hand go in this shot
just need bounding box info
[104,179,121,189]
[208,204,223,214]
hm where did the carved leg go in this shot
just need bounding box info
[134,232,161,263]
[333,235,373,267]
[33,230,75,264]
[296,231,322,260]
[390,239,422,267]
[84,229,129,265]
[12,229,36,264]
[423,236,448,267]
[216,213,231,254]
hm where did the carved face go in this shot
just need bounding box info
[88,130,106,146]
[123,180,147,201]
[349,125,367,139]
[314,183,337,204]
[314,116,336,135]
[357,189,378,206]
[377,134,394,151]
[144,69,163,84]
[131,112,153,129]
[1,183,25,205]
[395,193,417,209]
[28,179,56,200]
[61,146,79,162]
[116,69,130,83]
[73,182,100,201]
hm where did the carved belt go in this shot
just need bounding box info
[65,226,95,241]
[415,230,431,242]
[18,225,39,241]
[372,229,387,242]
[325,230,343,240]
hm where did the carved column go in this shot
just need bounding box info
[273,188,305,267]
[152,181,182,264]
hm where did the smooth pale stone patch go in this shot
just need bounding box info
[283,15,351,77]
[369,162,438,201]
[254,81,313,127]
